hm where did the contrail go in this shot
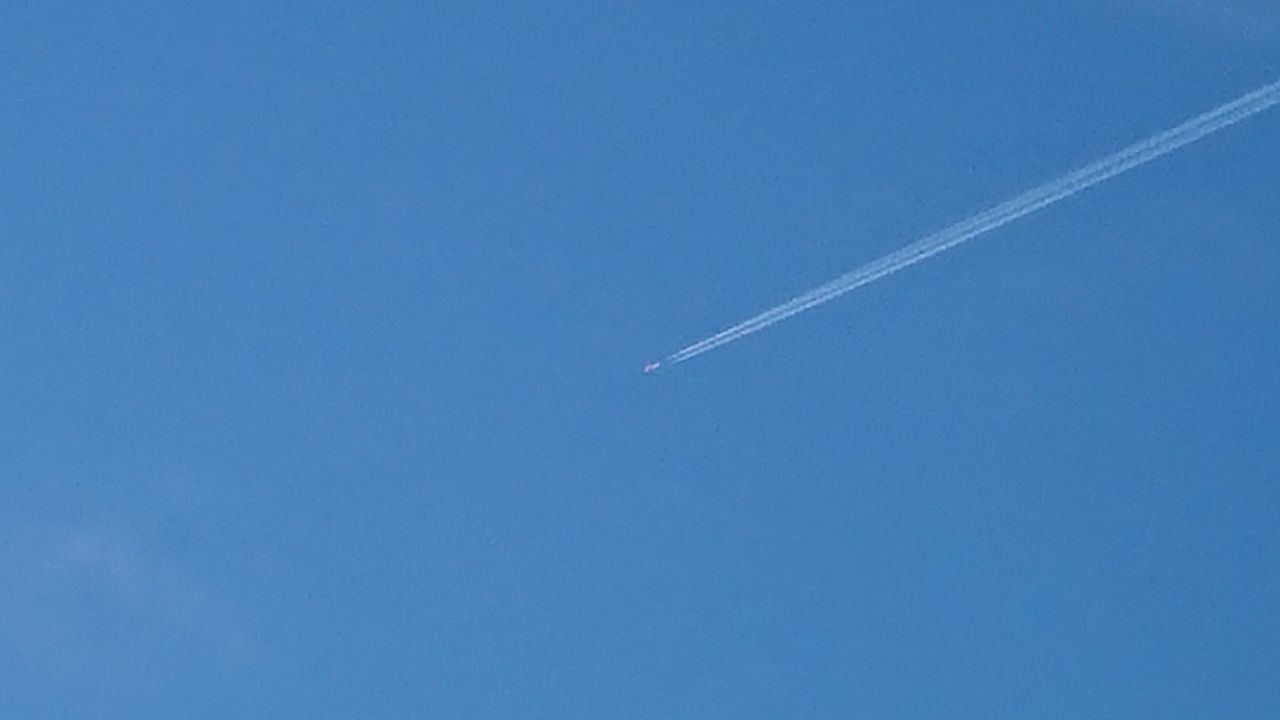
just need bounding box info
[658,78,1280,367]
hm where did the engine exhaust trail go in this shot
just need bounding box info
[661,78,1280,366]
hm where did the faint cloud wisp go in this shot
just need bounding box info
[0,521,258,694]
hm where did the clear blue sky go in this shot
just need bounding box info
[3,2,1278,717]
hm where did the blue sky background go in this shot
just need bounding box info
[3,2,1278,717]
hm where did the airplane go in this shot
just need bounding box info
[642,361,662,374]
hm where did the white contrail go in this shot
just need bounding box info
[662,78,1280,366]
